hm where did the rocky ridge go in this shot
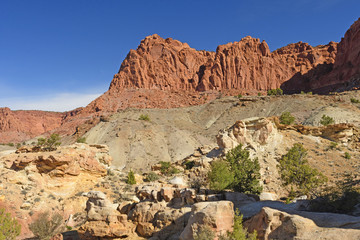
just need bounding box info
[2,18,360,144]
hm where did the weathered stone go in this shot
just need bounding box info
[179,201,234,240]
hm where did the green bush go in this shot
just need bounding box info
[193,226,215,240]
[209,144,262,194]
[219,209,257,240]
[237,94,243,99]
[184,160,195,170]
[37,133,61,151]
[351,98,360,103]
[344,152,351,159]
[29,212,64,240]
[127,170,136,185]
[139,114,150,121]
[0,208,21,240]
[257,92,261,96]
[159,161,180,176]
[280,111,295,125]
[320,115,335,126]
[208,160,234,191]
[327,141,338,151]
[267,88,283,96]
[310,174,360,214]
[145,172,159,182]
[76,137,87,143]
[278,143,327,195]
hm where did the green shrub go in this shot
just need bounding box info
[159,161,180,176]
[29,212,64,240]
[351,98,360,103]
[208,160,234,191]
[37,133,61,151]
[193,225,215,240]
[300,91,305,95]
[7,143,14,147]
[237,94,243,99]
[219,209,257,240]
[139,114,150,121]
[145,172,159,182]
[280,111,295,125]
[0,208,21,240]
[127,170,136,185]
[184,160,195,170]
[278,143,327,195]
[344,152,351,159]
[310,174,360,214]
[320,115,335,126]
[267,88,283,96]
[76,137,87,143]
[257,92,261,96]
[307,92,313,95]
[327,141,338,151]
[209,144,262,194]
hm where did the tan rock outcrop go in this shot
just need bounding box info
[244,207,360,240]
[179,201,234,240]
[216,117,277,151]
[2,143,111,177]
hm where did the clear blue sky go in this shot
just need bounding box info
[0,0,359,111]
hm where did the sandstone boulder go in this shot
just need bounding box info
[179,201,234,240]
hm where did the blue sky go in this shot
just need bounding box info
[0,0,359,111]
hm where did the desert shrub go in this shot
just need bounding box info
[208,160,234,191]
[127,170,136,185]
[139,114,150,121]
[310,174,360,214]
[37,133,61,151]
[0,208,21,240]
[351,98,360,103]
[7,143,14,147]
[29,212,64,240]
[344,152,351,159]
[184,160,195,170]
[193,226,215,240]
[279,111,295,125]
[159,161,180,176]
[327,141,338,151]
[237,94,242,99]
[300,91,305,94]
[257,92,261,96]
[267,88,283,96]
[145,172,159,182]
[278,143,327,196]
[320,115,334,126]
[76,137,87,143]
[209,144,262,194]
[219,209,257,240]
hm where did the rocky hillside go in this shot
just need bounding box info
[1,18,360,144]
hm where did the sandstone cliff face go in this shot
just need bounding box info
[0,107,64,144]
[106,34,337,95]
[314,18,360,90]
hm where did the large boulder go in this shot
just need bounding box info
[245,207,360,240]
[179,201,234,240]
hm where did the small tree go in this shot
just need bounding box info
[278,143,327,195]
[280,112,295,125]
[0,208,21,240]
[320,115,335,126]
[208,160,234,191]
[37,134,61,151]
[209,144,262,194]
[29,212,64,240]
[127,170,136,185]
